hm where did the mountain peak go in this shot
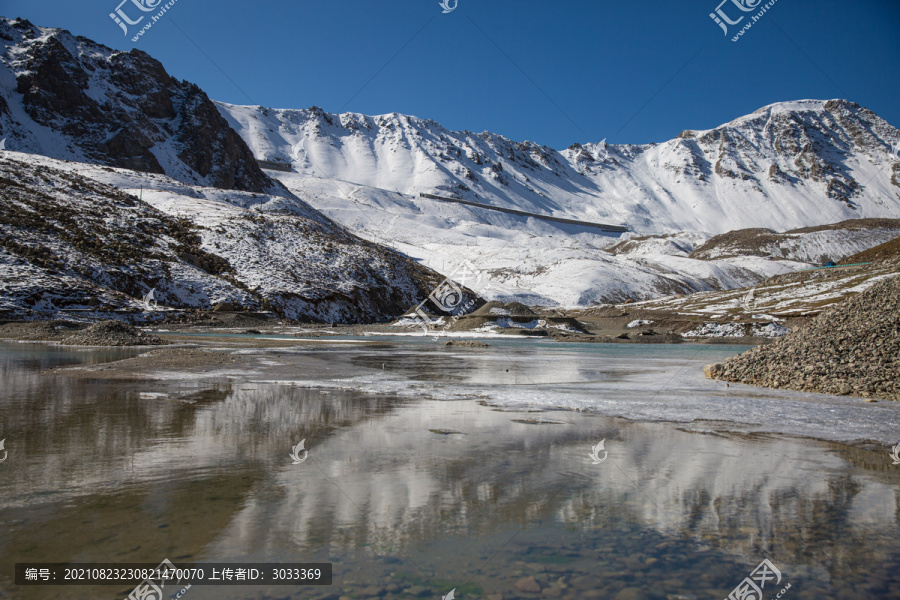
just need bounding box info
[219,97,900,234]
[0,16,274,193]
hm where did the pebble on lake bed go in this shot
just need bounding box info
[514,576,542,593]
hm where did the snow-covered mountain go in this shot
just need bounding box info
[216,99,900,305]
[0,17,461,321]
[0,150,446,321]
[217,99,900,234]
[0,17,273,193]
[2,15,899,312]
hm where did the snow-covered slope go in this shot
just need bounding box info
[0,151,444,322]
[217,99,900,234]
[689,219,900,263]
[3,14,899,310]
[216,100,900,306]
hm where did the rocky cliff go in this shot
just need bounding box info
[0,17,272,192]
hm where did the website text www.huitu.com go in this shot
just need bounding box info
[128,0,180,43]
[730,0,779,42]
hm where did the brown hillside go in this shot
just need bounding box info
[839,236,900,264]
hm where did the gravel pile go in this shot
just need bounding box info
[61,320,168,346]
[704,274,900,401]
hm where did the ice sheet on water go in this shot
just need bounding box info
[483,368,899,444]
[251,375,491,402]
[255,345,900,445]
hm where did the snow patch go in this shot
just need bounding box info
[683,322,791,338]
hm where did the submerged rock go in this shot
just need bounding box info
[444,339,491,347]
[514,576,542,593]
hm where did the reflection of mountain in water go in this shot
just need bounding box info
[1,344,898,592]
[204,392,898,580]
[0,356,407,508]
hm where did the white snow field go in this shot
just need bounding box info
[217,99,900,306]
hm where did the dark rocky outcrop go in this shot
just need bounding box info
[0,155,448,323]
[444,339,491,347]
[0,17,272,192]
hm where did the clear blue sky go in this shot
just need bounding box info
[4,1,899,149]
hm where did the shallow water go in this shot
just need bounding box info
[1,340,899,600]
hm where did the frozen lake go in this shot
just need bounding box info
[1,339,899,599]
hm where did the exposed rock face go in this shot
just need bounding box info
[0,17,272,192]
[470,301,537,317]
[704,274,900,401]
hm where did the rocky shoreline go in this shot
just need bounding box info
[704,274,900,401]
[0,316,775,347]
[0,319,167,346]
